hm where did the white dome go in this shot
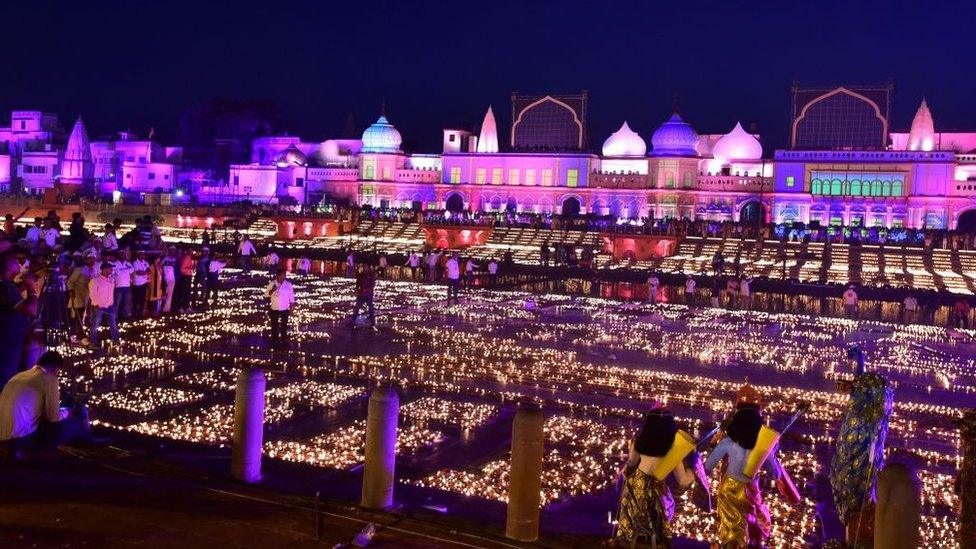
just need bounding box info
[361,115,402,153]
[602,121,646,157]
[711,122,762,161]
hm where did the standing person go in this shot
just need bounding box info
[41,218,60,251]
[710,278,721,308]
[131,250,150,319]
[377,253,388,278]
[25,218,42,249]
[611,404,698,547]
[829,348,893,546]
[66,255,96,342]
[205,254,226,308]
[843,285,859,319]
[425,250,441,282]
[162,246,177,313]
[647,272,660,305]
[101,223,118,252]
[112,249,134,321]
[88,262,119,349]
[346,251,356,278]
[193,248,211,309]
[704,384,784,548]
[352,266,377,328]
[725,276,738,309]
[265,251,279,274]
[0,255,39,387]
[408,251,420,280]
[901,294,918,324]
[445,253,461,303]
[739,276,753,311]
[175,247,194,312]
[684,276,697,308]
[238,236,256,274]
[265,267,295,346]
[297,256,311,274]
[487,257,499,287]
[146,254,165,316]
[67,212,88,252]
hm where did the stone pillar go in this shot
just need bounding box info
[505,404,545,542]
[874,463,921,549]
[232,368,266,483]
[959,409,976,549]
[361,386,399,509]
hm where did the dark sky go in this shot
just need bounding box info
[6,0,976,152]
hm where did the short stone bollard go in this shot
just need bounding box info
[232,368,266,483]
[505,404,544,542]
[874,462,921,549]
[361,386,399,509]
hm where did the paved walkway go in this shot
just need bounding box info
[0,446,521,548]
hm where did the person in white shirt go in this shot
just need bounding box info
[265,267,295,345]
[0,351,86,453]
[647,273,660,305]
[298,256,311,274]
[739,276,753,310]
[131,250,150,319]
[88,263,119,348]
[205,255,227,308]
[42,219,60,250]
[112,249,134,320]
[162,246,177,313]
[238,237,256,274]
[843,286,859,319]
[425,251,441,282]
[487,258,499,287]
[265,251,280,274]
[902,294,918,324]
[408,252,420,280]
[684,276,697,308]
[101,223,118,252]
[445,253,461,303]
[25,218,43,249]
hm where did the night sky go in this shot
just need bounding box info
[7,1,976,152]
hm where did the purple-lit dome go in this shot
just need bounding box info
[711,122,762,160]
[361,115,402,153]
[275,144,307,167]
[602,121,646,157]
[650,113,699,157]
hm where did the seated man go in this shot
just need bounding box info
[0,351,86,458]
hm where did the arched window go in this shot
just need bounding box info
[831,179,842,195]
[850,179,862,196]
[882,181,891,197]
[871,180,882,196]
[811,179,822,195]
[892,179,903,197]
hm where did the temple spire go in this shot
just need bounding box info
[476,106,499,153]
[907,98,935,151]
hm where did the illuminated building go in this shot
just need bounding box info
[219,85,976,230]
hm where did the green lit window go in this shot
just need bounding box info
[871,181,882,196]
[683,172,693,188]
[786,176,795,187]
[850,179,861,196]
[450,167,461,184]
[892,180,903,196]
[363,159,375,179]
[475,168,487,184]
[830,216,843,225]
[666,172,675,188]
[811,179,821,194]
[831,179,842,195]
[882,181,891,196]
[566,169,579,188]
[508,168,519,185]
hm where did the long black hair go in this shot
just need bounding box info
[634,407,679,457]
[726,404,763,450]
